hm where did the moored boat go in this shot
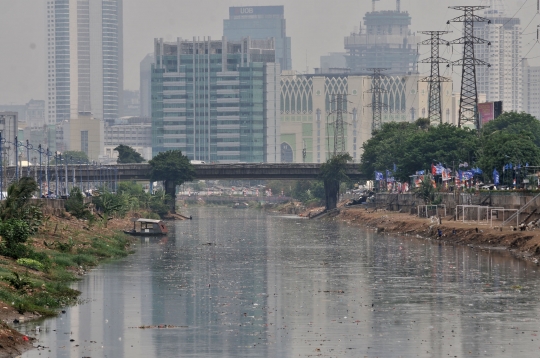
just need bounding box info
[124,218,168,236]
[232,202,249,209]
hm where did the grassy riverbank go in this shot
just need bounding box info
[0,213,134,357]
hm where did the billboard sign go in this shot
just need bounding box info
[230,6,284,18]
[478,102,495,124]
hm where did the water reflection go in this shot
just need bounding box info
[21,208,540,357]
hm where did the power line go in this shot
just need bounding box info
[448,6,492,130]
[364,68,388,133]
[419,31,452,124]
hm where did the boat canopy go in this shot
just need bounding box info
[136,218,162,224]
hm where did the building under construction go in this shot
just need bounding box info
[344,1,420,75]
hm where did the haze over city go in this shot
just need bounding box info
[0,0,535,104]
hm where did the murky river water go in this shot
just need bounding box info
[19,207,540,357]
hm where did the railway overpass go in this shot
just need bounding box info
[4,163,363,209]
[5,163,363,182]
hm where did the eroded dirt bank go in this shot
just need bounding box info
[334,207,540,264]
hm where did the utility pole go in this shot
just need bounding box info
[365,68,388,133]
[419,31,452,125]
[328,94,348,156]
[448,6,491,129]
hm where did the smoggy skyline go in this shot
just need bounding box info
[0,0,535,105]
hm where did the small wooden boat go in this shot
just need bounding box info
[232,202,249,209]
[124,219,168,236]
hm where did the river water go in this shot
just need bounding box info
[19,207,540,357]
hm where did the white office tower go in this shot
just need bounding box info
[45,0,123,125]
[474,0,522,112]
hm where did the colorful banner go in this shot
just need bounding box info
[478,102,495,124]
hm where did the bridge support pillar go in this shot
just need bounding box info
[164,180,177,213]
[324,179,339,211]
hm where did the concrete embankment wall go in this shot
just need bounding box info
[375,192,540,223]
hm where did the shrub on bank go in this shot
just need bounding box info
[16,258,44,271]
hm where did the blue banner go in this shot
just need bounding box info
[493,168,499,185]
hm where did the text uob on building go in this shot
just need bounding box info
[229,6,284,17]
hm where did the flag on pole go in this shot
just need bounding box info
[493,168,499,185]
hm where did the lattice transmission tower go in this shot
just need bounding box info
[365,68,388,133]
[419,31,452,125]
[328,94,348,156]
[448,6,491,129]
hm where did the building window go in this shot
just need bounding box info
[81,131,89,156]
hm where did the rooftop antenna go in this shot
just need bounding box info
[372,0,380,12]
[396,0,401,12]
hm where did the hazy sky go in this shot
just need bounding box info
[0,0,536,104]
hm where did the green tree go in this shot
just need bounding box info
[149,189,172,217]
[477,131,540,184]
[118,181,150,209]
[148,150,195,212]
[53,151,89,164]
[482,112,540,146]
[0,177,43,234]
[92,190,125,227]
[360,121,478,182]
[0,219,32,259]
[115,144,145,164]
[360,121,418,180]
[319,153,352,210]
[65,187,92,220]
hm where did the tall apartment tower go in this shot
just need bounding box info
[152,37,281,163]
[523,59,540,120]
[344,4,420,74]
[475,0,522,112]
[45,0,123,125]
[224,6,292,71]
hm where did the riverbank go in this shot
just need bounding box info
[0,213,135,357]
[334,207,540,264]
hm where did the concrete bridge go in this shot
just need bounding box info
[4,163,362,210]
[4,163,363,182]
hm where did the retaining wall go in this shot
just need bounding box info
[375,192,540,224]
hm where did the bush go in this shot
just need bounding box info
[72,254,96,267]
[65,187,92,220]
[16,258,44,271]
[2,272,31,291]
[52,254,75,267]
[0,219,32,259]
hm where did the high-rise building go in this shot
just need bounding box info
[224,6,292,71]
[140,53,154,118]
[0,112,18,166]
[45,0,123,125]
[152,37,281,163]
[523,59,540,120]
[280,72,452,163]
[475,0,522,112]
[344,4,420,75]
[123,90,140,117]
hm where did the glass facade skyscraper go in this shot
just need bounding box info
[224,6,292,71]
[45,0,123,125]
[151,37,281,163]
